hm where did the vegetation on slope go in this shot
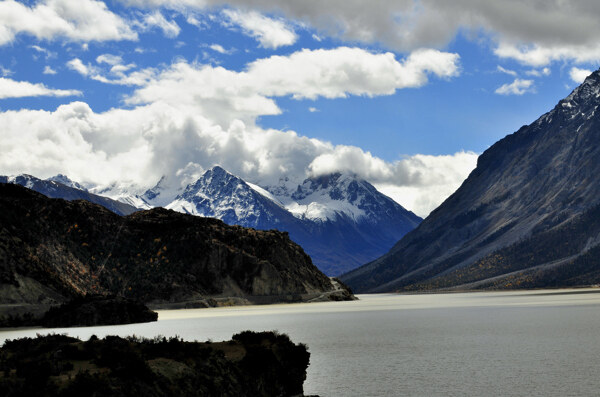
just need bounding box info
[0,331,311,397]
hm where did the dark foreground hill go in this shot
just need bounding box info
[0,183,350,311]
[0,331,311,397]
[342,69,600,292]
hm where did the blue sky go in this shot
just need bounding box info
[0,0,598,216]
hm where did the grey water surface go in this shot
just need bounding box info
[2,290,600,396]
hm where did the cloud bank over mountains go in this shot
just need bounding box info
[0,44,471,217]
[2,0,598,216]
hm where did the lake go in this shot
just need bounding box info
[2,289,600,396]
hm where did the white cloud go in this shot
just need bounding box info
[525,67,550,77]
[373,151,478,217]
[30,45,56,59]
[222,9,297,49]
[0,45,467,216]
[209,43,233,54]
[494,42,600,67]
[0,77,81,99]
[569,67,592,84]
[68,57,155,86]
[497,65,516,76]
[495,78,534,96]
[136,10,181,38]
[308,107,318,112]
[96,54,123,65]
[67,58,96,77]
[0,66,13,77]
[125,47,459,126]
[43,65,57,75]
[0,0,137,45]
[0,100,475,216]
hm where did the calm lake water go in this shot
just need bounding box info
[2,289,600,396]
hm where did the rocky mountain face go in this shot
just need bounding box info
[0,174,138,216]
[165,166,421,275]
[0,183,347,307]
[342,69,600,292]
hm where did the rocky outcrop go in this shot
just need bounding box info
[0,331,313,397]
[0,183,350,309]
[342,69,600,292]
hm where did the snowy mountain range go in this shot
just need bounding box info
[2,167,421,276]
[0,174,138,216]
[149,166,420,275]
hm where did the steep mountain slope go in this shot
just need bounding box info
[166,166,421,275]
[342,69,600,292]
[273,173,422,275]
[1,174,138,216]
[0,184,346,307]
[166,166,306,230]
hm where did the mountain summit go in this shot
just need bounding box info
[342,69,600,292]
[166,166,421,275]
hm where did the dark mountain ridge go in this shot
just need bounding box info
[342,69,600,292]
[0,183,348,308]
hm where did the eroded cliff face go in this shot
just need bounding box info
[0,183,344,307]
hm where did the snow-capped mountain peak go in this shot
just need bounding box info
[46,174,87,191]
[165,166,289,228]
[267,172,413,223]
[141,174,186,208]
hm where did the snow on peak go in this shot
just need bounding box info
[46,174,87,191]
[141,174,186,208]
[166,166,281,226]
[559,69,600,113]
[264,172,399,222]
[7,174,37,189]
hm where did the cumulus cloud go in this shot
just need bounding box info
[67,58,98,77]
[209,43,233,54]
[0,77,81,99]
[496,65,516,77]
[67,57,155,86]
[495,78,534,96]
[0,99,475,216]
[374,151,478,216]
[0,46,465,216]
[0,0,137,45]
[525,67,551,77]
[43,66,58,75]
[222,8,297,49]
[124,46,459,126]
[96,54,123,65]
[136,10,181,38]
[569,67,592,84]
[0,36,466,218]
